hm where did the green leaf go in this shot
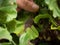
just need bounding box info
[34,14,49,24]
[0,11,7,23]
[0,0,16,7]
[19,25,38,45]
[0,0,17,23]
[45,0,60,18]
[51,25,57,30]
[0,27,12,41]
[57,26,60,30]
[34,14,57,26]
[0,42,11,45]
[20,33,30,45]
[30,25,39,39]
[6,19,25,35]
[6,20,17,33]
[51,25,60,30]
[14,24,24,35]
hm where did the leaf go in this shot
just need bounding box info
[0,0,17,23]
[6,6,17,22]
[0,11,7,23]
[0,42,11,45]
[29,25,39,39]
[6,20,17,33]
[51,25,57,30]
[34,14,49,24]
[19,33,29,45]
[6,19,25,35]
[51,25,60,30]
[45,0,60,18]
[19,25,38,45]
[14,24,24,36]
[34,14,57,26]
[57,26,60,30]
[13,20,24,35]
[0,27,12,41]
[0,0,16,7]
